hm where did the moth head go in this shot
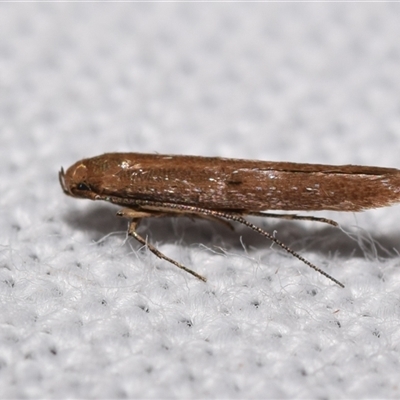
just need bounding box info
[59,161,98,200]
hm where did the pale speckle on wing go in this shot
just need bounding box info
[304,184,320,192]
[120,160,130,169]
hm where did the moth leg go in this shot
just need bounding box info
[247,212,338,227]
[118,201,344,287]
[186,213,235,231]
[116,208,161,219]
[117,208,207,282]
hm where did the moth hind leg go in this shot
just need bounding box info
[248,211,338,227]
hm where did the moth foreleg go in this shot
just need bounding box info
[117,208,207,282]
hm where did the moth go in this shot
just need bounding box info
[59,153,400,288]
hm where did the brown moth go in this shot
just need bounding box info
[59,153,400,288]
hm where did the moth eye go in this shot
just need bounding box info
[76,182,91,191]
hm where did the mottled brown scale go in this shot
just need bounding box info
[60,153,400,212]
[59,153,400,288]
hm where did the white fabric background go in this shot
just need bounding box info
[1,3,400,399]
